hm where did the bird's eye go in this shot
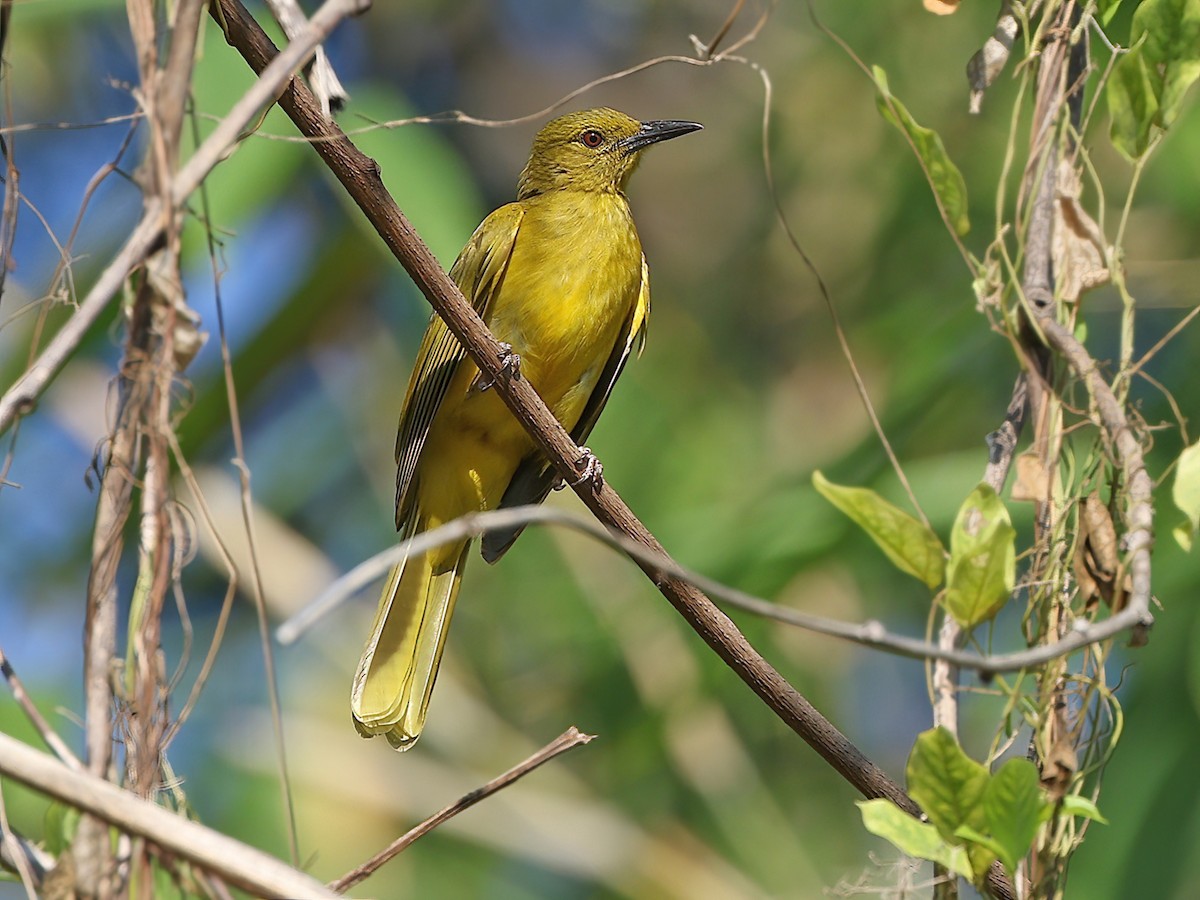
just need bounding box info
[580,129,605,148]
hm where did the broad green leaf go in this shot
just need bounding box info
[943,483,1015,626]
[1173,520,1194,552]
[907,727,995,877]
[1057,794,1110,825]
[44,803,81,855]
[872,66,970,236]
[859,799,974,879]
[1108,44,1162,159]
[1097,0,1126,25]
[1173,440,1200,530]
[983,758,1049,874]
[954,824,1009,865]
[907,728,990,839]
[1140,0,1200,126]
[813,471,946,588]
[1107,0,1200,160]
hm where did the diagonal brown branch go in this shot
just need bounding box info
[211,0,889,804]
[210,4,1015,897]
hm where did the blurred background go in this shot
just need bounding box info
[2,0,1199,896]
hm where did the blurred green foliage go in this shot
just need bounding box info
[3,1,1200,898]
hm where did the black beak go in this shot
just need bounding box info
[619,119,703,154]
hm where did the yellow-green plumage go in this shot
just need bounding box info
[352,108,701,749]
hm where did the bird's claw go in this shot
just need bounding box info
[478,343,520,391]
[555,447,604,492]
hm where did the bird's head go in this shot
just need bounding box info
[517,107,702,199]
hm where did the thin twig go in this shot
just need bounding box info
[161,432,240,746]
[231,455,302,864]
[697,0,746,59]
[203,71,304,859]
[0,732,339,899]
[241,12,771,146]
[0,646,84,771]
[156,0,208,168]
[800,2,944,528]
[329,727,595,893]
[0,112,144,137]
[0,780,38,899]
[0,0,18,312]
[1127,301,1200,380]
[0,823,52,893]
[281,503,1144,678]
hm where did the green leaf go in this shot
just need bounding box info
[1107,0,1200,160]
[44,803,81,856]
[1097,0,1126,26]
[943,483,1015,627]
[983,759,1049,874]
[872,66,970,237]
[907,728,990,839]
[907,728,995,878]
[953,823,1009,864]
[813,471,946,588]
[1173,519,1194,552]
[1141,0,1200,127]
[859,799,974,879]
[1173,440,1200,529]
[1108,43,1162,159]
[1058,794,1110,825]
[1173,441,1200,551]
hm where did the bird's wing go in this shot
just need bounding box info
[480,252,651,563]
[394,203,525,529]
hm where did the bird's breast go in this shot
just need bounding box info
[487,192,643,412]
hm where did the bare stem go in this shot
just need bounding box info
[0,645,84,771]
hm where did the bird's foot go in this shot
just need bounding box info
[478,343,520,391]
[555,447,604,492]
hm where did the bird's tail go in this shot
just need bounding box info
[351,520,469,750]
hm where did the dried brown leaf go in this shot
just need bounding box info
[1011,450,1051,503]
[1073,492,1129,612]
[1053,160,1110,303]
[1041,729,1078,802]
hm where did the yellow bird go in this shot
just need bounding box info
[352,108,702,749]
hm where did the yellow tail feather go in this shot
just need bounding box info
[351,531,469,750]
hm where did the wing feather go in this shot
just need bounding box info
[394,204,525,529]
[480,253,651,563]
